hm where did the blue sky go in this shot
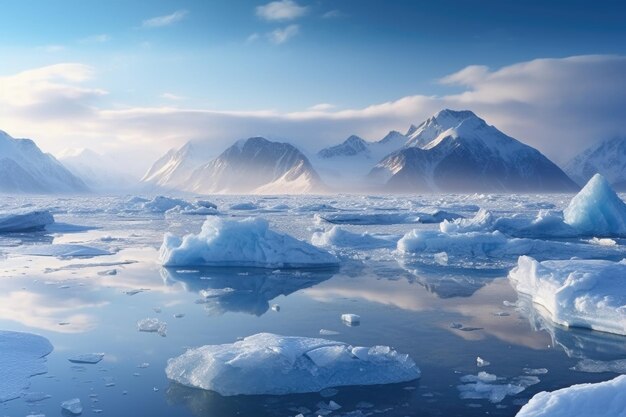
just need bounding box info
[1,0,626,171]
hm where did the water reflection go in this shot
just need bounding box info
[161,267,336,316]
[517,296,626,361]
[166,380,419,417]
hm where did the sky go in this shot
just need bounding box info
[1,0,626,176]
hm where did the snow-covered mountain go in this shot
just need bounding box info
[58,148,136,191]
[141,141,215,189]
[184,137,324,194]
[0,130,88,194]
[565,137,626,190]
[314,131,407,187]
[369,110,578,192]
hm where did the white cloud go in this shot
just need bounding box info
[268,24,299,44]
[40,44,66,53]
[256,0,308,21]
[322,10,344,19]
[308,103,336,111]
[160,92,186,101]
[1,55,626,169]
[142,10,188,28]
[80,34,111,43]
[246,32,260,43]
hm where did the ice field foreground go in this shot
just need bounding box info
[0,176,625,416]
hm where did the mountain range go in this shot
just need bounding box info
[565,137,626,190]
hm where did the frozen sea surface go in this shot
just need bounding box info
[0,192,624,416]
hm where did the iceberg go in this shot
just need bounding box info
[509,256,626,335]
[0,210,54,233]
[160,217,339,268]
[563,173,626,236]
[311,226,396,249]
[165,333,420,396]
[0,331,53,402]
[515,375,626,417]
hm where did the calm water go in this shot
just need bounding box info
[0,194,624,417]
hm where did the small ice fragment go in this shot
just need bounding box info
[68,353,104,364]
[61,398,83,415]
[173,313,185,318]
[138,363,150,368]
[317,400,341,411]
[341,314,360,325]
[523,368,549,375]
[153,387,159,392]
[271,304,280,312]
[503,300,517,307]
[477,357,490,367]
[493,311,510,317]
[450,322,463,329]
[137,318,167,337]
[22,392,51,402]
[125,289,147,296]
[319,329,340,336]
[97,269,117,276]
[319,388,338,398]
[434,251,448,265]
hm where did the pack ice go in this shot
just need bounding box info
[515,375,626,417]
[509,256,626,335]
[160,217,339,268]
[165,333,420,396]
[0,210,54,233]
[0,331,53,402]
[311,226,396,249]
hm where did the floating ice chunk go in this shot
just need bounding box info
[564,174,626,236]
[587,237,617,246]
[572,359,626,374]
[440,208,494,234]
[159,217,339,268]
[509,256,626,335]
[523,368,548,375]
[311,226,396,249]
[229,202,258,210]
[319,329,340,336]
[318,210,461,225]
[19,244,110,258]
[341,314,360,325]
[434,251,448,265]
[0,210,54,233]
[271,304,280,312]
[165,333,420,396]
[137,318,167,337]
[22,391,51,402]
[142,196,192,213]
[458,372,539,403]
[0,331,53,402]
[68,353,104,364]
[515,375,626,417]
[61,398,82,415]
[476,357,490,367]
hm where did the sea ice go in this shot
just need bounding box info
[20,244,110,258]
[458,372,539,403]
[68,353,105,364]
[515,375,626,417]
[0,331,53,402]
[137,318,167,337]
[61,398,83,415]
[165,333,420,396]
[317,210,461,225]
[159,217,339,268]
[141,196,191,213]
[563,174,626,236]
[0,210,54,233]
[311,226,396,249]
[229,202,259,210]
[509,256,626,335]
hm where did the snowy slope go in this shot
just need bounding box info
[369,110,579,192]
[314,131,407,187]
[141,141,215,189]
[185,137,324,194]
[0,130,88,194]
[565,137,626,190]
[58,148,135,191]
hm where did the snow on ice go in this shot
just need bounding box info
[509,256,626,335]
[311,226,396,249]
[160,217,339,268]
[165,333,419,395]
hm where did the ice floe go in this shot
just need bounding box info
[317,210,462,225]
[61,398,83,415]
[19,244,111,258]
[458,371,539,403]
[509,256,626,335]
[165,333,420,396]
[0,331,53,402]
[159,217,339,268]
[0,210,54,233]
[311,226,396,249]
[515,375,626,417]
[68,353,105,364]
[137,318,167,337]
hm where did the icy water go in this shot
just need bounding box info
[1,194,625,417]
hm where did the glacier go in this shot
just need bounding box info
[0,331,53,402]
[159,217,339,268]
[515,375,626,417]
[165,333,420,396]
[509,256,626,335]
